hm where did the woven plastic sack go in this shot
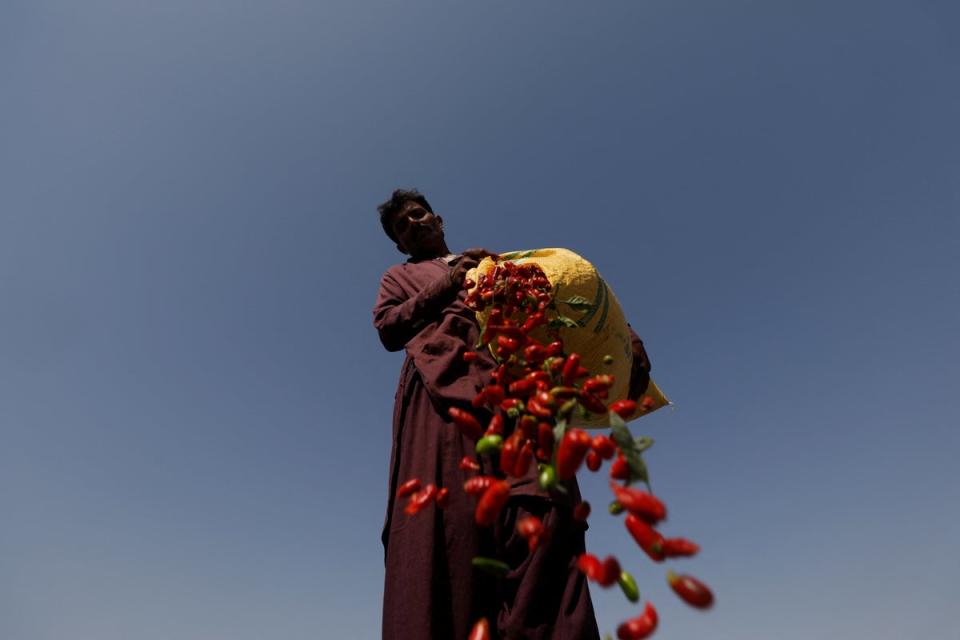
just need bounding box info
[467,248,668,428]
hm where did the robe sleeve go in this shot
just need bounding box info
[626,323,652,399]
[373,268,458,352]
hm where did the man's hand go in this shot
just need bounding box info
[448,249,498,288]
[461,248,499,262]
[626,338,652,400]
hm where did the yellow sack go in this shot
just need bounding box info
[468,248,669,428]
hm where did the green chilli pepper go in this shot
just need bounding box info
[538,464,557,490]
[557,397,579,418]
[472,556,510,577]
[475,434,504,455]
[618,570,640,603]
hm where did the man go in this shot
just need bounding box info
[372,189,650,639]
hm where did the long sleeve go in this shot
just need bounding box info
[626,323,652,399]
[373,268,457,352]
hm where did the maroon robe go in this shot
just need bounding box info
[373,255,650,640]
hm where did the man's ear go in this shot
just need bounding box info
[436,214,444,227]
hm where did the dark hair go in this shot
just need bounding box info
[377,188,433,243]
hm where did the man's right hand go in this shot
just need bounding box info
[448,249,497,288]
[461,248,499,262]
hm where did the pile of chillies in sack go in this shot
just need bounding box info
[396,259,714,640]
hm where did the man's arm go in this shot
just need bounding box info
[372,252,493,352]
[372,269,459,352]
[626,323,652,399]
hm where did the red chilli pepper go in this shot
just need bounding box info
[435,487,450,509]
[462,350,479,363]
[598,556,621,587]
[517,414,538,439]
[471,392,487,409]
[396,478,422,498]
[610,454,630,480]
[475,480,510,526]
[500,431,522,476]
[468,617,491,640]
[616,602,658,640]
[583,375,614,394]
[512,440,534,477]
[662,537,700,558]
[561,353,581,386]
[585,450,602,472]
[578,390,608,414]
[608,399,637,418]
[520,312,544,333]
[534,390,556,409]
[483,384,506,406]
[460,456,481,472]
[499,398,523,413]
[508,379,538,397]
[464,475,496,496]
[516,515,543,538]
[591,435,617,460]
[610,482,667,524]
[556,429,592,480]
[404,483,437,515]
[526,397,555,419]
[624,513,665,562]
[573,501,591,523]
[525,370,551,385]
[536,422,555,461]
[667,571,714,609]
[576,553,620,587]
[516,515,545,552]
[449,407,483,440]
[485,413,504,436]
[496,334,520,354]
[576,553,600,581]
[524,344,547,364]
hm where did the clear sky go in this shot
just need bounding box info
[2,1,958,638]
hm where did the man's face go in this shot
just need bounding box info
[391,201,445,255]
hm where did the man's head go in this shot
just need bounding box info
[377,188,448,257]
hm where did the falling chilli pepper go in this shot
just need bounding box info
[610,482,667,524]
[561,353,581,386]
[404,484,437,516]
[616,602,658,640]
[618,570,640,603]
[396,478,421,498]
[624,514,665,562]
[556,429,592,480]
[464,476,496,496]
[610,454,630,480]
[512,440,534,477]
[471,557,510,578]
[591,435,617,460]
[667,571,714,609]
[608,399,637,418]
[475,480,510,526]
[662,537,700,558]
[468,617,491,640]
[475,434,503,456]
[448,407,483,440]
[573,501,591,523]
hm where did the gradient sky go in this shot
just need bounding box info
[2,1,958,638]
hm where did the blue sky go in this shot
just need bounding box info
[2,1,958,638]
